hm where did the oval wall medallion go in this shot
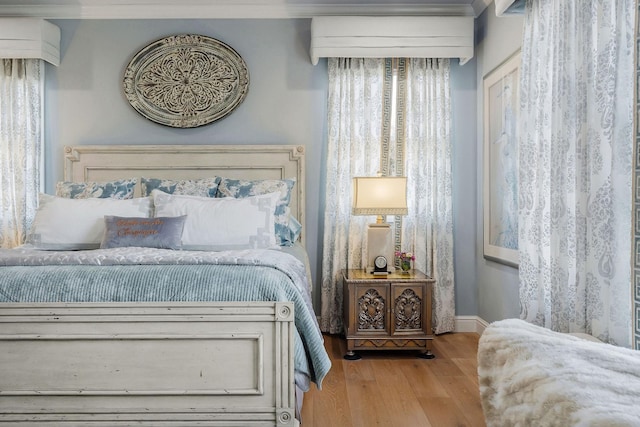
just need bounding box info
[123,34,249,128]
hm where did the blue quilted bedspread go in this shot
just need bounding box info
[0,246,331,389]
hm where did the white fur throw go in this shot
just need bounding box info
[478,319,640,426]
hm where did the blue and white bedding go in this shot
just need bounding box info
[0,245,330,390]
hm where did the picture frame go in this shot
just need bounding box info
[483,50,521,267]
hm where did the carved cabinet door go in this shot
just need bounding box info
[390,283,427,337]
[353,284,390,335]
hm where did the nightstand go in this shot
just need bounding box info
[342,269,435,360]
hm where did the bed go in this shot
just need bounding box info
[0,144,330,426]
[478,318,640,426]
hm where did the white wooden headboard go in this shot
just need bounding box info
[64,144,306,244]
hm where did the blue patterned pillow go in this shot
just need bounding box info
[101,215,187,249]
[56,178,137,200]
[288,215,302,243]
[216,177,296,246]
[141,177,221,197]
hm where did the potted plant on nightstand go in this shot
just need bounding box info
[396,251,415,273]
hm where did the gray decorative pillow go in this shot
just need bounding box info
[141,177,221,197]
[100,215,187,250]
[56,178,137,200]
[216,177,296,246]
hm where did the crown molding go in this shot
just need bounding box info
[0,2,477,19]
[470,0,491,17]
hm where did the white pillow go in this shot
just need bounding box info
[151,190,279,250]
[27,193,153,250]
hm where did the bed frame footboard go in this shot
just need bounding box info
[0,302,298,426]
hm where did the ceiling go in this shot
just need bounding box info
[0,0,491,19]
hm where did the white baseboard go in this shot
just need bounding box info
[454,315,489,335]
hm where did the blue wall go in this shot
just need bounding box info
[44,18,483,316]
[475,4,524,323]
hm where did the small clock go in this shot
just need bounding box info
[373,255,388,275]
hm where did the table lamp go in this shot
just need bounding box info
[352,176,408,275]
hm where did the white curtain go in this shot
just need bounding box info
[320,57,455,335]
[320,58,384,334]
[401,58,455,334]
[518,0,635,346]
[0,59,43,249]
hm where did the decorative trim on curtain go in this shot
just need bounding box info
[382,58,408,267]
[0,58,43,248]
[518,0,635,347]
[392,59,407,266]
[381,58,394,178]
[633,0,640,350]
[393,58,408,178]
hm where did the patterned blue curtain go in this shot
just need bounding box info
[518,0,635,346]
[321,57,455,334]
[0,59,43,248]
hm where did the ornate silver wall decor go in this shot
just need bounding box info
[123,34,249,128]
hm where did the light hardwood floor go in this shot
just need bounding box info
[301,333,486,427]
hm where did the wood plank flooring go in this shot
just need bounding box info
[301,333,485,427]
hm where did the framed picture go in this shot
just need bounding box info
[483,50,521,267]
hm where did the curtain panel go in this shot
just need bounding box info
[634,0,640,351]
[0,59,43,248]
[518,0,635,346]
[320,58,385,334]
[402,58,455,334]
[320,57,455,335]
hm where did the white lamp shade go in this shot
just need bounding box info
[352,176,408,216]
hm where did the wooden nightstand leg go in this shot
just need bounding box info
[418,350,435,359]
[344,350,361,360]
